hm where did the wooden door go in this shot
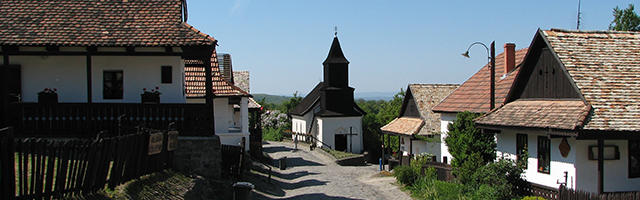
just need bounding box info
[335,134,347,151]
[1,65,20,126]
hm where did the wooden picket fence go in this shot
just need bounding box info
[0,127,176,199]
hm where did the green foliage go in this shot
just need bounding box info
[262,127,284,141]
[256,92,302,115]
[282,92,303,115]
[444,111,496,178]
[408,176,468,200]
[465,159,528,200]
[393,165,420,186]
[521,196,547,200]
[610,4,640,31]
[357,89,405,161]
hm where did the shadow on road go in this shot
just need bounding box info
[285,157,324,167]
[254,192,362,200]
[263,145,294,154]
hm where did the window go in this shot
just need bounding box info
[103,70,123,99]
[516,134,528,169]
[630,140,640,178]
[538,136,550,174]
[161,66,172,83]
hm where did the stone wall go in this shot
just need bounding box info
[233,71,250,93]
[173,136,222,179]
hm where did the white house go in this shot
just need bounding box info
[431,43,528,164]
[0,0,217,136]
[185,52,252,150]
[380,84,458,162]
[476,29,640,193]
[289,36,365,154]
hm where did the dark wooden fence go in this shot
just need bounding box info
[10,103,212,137]
[1,127,16,200]
[221,138,245,179]
[0,127,175,199]
[421,161,454,181]
[523,183,559,200]
[558,186,640,200]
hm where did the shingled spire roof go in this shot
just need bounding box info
[323,36,350,64]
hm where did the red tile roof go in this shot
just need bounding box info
[432,48,528,113]
[185,50,249,98]
[0,0,215,46]
[542,29,640,131]
[475,100,590,130]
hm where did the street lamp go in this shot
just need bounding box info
[462,41,496,110]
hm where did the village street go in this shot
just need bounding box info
[249,141,411,200]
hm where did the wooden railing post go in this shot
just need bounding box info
[1,127,16,200]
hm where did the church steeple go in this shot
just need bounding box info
[323,36,349,88]
[323,36,349,65]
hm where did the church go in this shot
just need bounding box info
[290,36,365,154]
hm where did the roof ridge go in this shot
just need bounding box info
[409,83,459,87]
[548,28,640,34]
[182,22,217,44]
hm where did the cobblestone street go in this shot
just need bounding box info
[250,141,411,200]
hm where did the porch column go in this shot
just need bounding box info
[3,47,8,65]
[241,97,249,135]
[597,138,604,194]
[86,52,92,103]
[381,134,385,170]
[203,53,214,134]
[397,135,401,160]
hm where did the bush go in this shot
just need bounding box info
[466,159,528,200]
[393,165,419,186]
[263,127,284,141]
[521,196,546,200]
[409,178,467,200]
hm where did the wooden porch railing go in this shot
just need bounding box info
[9,103,212,137]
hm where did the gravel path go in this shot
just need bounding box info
[250,141,411,200]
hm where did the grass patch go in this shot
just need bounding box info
[263,127,284,142]
[321,148,358,160]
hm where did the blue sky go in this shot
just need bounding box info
[186,0,638,96]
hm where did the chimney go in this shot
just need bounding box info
[503,43,516,75]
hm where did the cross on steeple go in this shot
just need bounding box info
[334,26,338,37]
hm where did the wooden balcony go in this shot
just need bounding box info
[7,103,213,137]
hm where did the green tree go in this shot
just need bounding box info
[282,91,303,114]
[610,4,640,31]
[444,111,496,181]
[357,89,404,162]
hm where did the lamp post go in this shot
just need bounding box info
[462,41,496,110]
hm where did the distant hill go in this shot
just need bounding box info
[355,92,396,101]
[252,93,292,105]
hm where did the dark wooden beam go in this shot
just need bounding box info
[46,46,59,53]
[126,46,135,53]
[203,48,214,135]
[3,51,7,65]
[597,138,604,194]
[86,50,93,103]
[7,51,182,56]
[381,134,385,170]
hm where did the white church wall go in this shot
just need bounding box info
[318,116,363,153]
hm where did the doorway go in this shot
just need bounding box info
[1,65,21,126]
[335,134,347,151]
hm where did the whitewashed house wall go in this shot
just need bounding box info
[496,128,640,192]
